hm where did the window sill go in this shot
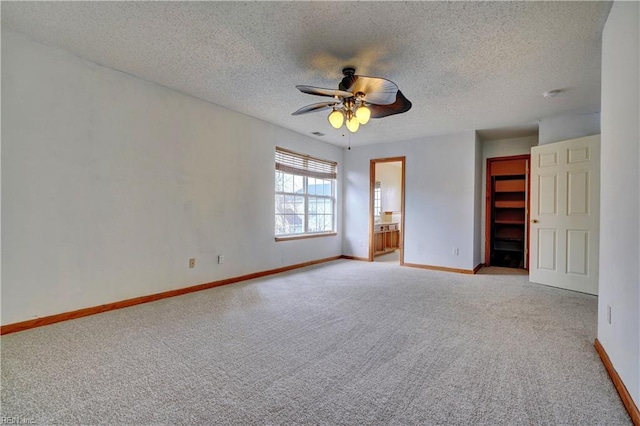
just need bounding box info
[275,232,337,242]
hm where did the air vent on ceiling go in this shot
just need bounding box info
[311,132,325,136]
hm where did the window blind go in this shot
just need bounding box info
[275,147,337,180]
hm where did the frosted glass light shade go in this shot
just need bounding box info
[355,105,371,124]
[328,109,344,129]
[346,117,360,133]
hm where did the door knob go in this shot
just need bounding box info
[531,219,538,223]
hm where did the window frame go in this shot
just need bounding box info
[374,181,382,219]
[275,147,337,241]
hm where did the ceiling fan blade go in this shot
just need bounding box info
[296,85,353,98]
[369,90,412,118]
[340,75,398,105]
[291,101,341,116]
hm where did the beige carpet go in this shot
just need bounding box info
[1,260,631,425]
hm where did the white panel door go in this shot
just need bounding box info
[529,135,600,295]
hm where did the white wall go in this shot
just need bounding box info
[479,135,539,263]
[375,162,402,213]
[343,131,479,270]
[538,112,600,145]
[1,31,343,325]
[598,1,640,407]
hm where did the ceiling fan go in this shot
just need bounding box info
[292,67,412,133]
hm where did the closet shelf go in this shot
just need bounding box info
[495,180,526,192]
[493,247,524,252]
[495,201,526,208]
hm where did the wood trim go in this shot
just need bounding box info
[369,160,375,261]
[275,232,337,242]
[594,339,640,425]
[485,157,492,266]
[0,255,342,336]
[525,157,531,270]
[400,158,406,266]
[340,255,370,261]
[403,262,478,275]
[487,153,532,163]
[473,263,483,274]
[370,156,406,163]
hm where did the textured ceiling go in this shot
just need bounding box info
[1,1,611,147]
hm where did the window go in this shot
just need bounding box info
[374,181,381,219]
[275,147,337,238]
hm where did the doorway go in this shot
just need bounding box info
[369,157,406,263]
[485,154,530,269]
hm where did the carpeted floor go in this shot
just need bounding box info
[374,250,400,263]
[1,260,631,425]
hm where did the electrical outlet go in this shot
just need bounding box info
[218,255,224,264]
[607,305,611,324]
[453,248,459,256]
[189,258,196,268]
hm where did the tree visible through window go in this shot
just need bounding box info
[275,147,337,237]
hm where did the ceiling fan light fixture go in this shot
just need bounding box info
[294,67,411,136]
[355,104,371,125]
[328,109,345,129]
[346,116,360,133]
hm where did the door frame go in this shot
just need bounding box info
[484,154,531,268]
[368,157,406,263]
